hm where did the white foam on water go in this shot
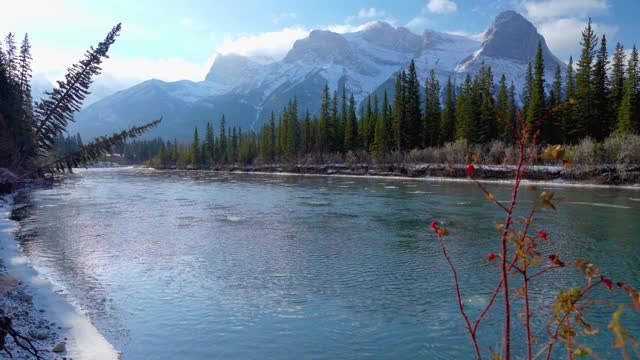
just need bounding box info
[384,186,398,189]
[224,215,246,222]
[240,170,640,190]
[566,202,631,209]
[307,201,331,206]
[464,294,489,307]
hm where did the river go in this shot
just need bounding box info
[10,168,640,359]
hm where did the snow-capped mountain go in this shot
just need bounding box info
[455,10,564,86]
[72,10,566,140]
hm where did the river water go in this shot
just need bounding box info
[11,168,640,359]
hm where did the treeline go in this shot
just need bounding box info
[52,133,83,157]
[0,32,34,167]
[147,116,259,167]
[139,21,637,167]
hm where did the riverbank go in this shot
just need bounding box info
[0,192,119,360]
[151,163,640,186]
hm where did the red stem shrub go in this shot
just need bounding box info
[431,103,640,360]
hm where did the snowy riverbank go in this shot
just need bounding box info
[0,193,119,360]
[152,163,640,187]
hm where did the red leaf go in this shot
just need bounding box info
[466,164,475,176]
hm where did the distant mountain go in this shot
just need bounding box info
[455,10,564,84]
[71,11,566,140]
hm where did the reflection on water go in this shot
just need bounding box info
[13,168,640,359]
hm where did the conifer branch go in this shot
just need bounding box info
[36,118,161,175]
[32,23,121,156]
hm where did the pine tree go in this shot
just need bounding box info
[258,124,268,162]
[344,94,358,151]
[549,65,564,143]
[522,62,533,115]
[276,113,285,158]
[18,34,32,100]
[477,64,496,143]
[318,84,330,155]
[369,94,378,149]
[527,41,547,139]
[404,61,421,150]
[616,45,639,134]
[338,85,347,152]
[573,18,598,141]
[382,89,393,151]
[508,82,518,141]
[455,75,471,141]
[311,115,319,153]
[190,127,200,165]
[4,33,17,82]
[15,34,34,157]
[302,110,312,154]
[372,93,389,161]
[231,126,239,163]
[285,98,298,160]
[219,115,227,163]
[204,122,215,163]
[330,90,338,151]
[592,34,610,140]
[496,74,510,142]
[360,95,372,148]
[392,72,405,151]
[423,69,441,146]
[269,111,276,161]
[563,57,577,142]
[439,77,456,144]
[171,139,179,162]
[609,43,626,124]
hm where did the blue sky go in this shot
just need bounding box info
[1,0,638,93]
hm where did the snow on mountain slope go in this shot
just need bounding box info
[413,30,481,87]
[74,11,567,140]
[456,10,565,92]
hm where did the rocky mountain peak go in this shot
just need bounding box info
[204,54,261,84]
[479,10,562,67]
[283,30,355,64]
[356,21,422,53]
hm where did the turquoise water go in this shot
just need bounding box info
[12,168,640,359]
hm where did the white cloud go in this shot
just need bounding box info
[215,26,309,61]
[427,0,458,14]
[327,20,397,34]
[406,17,428,31]
[521,0,616,60]
[522,0,608,22]
[537,18,618,60]
[346,8,386,23]
[358,8,385,19]
[31,44,213,98]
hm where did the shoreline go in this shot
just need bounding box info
[146,163,640,189]
[0,192,119,360]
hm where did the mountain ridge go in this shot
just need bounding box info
[71,10,566,140]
